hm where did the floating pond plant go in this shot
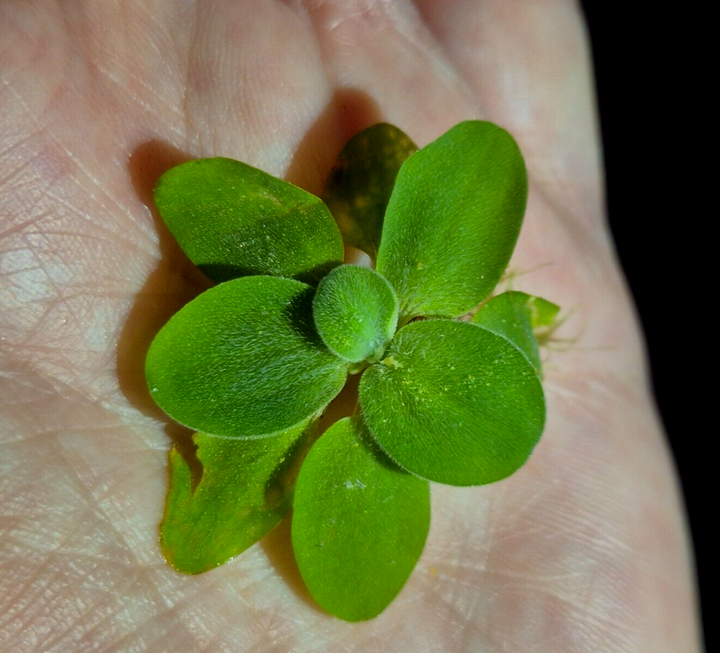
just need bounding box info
[145,120,559,621]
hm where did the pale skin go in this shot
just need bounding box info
[0,1,700,651]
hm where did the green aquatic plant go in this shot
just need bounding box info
[145,120,559,621]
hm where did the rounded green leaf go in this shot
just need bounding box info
[161,420,317,574]
[359,320,545,486]
[155,157,344,283]
[376,121,528,319]
[471,291,543,373]
[322,123,417,259]
[146,276,348,438]
[313,265,399,364]
[292,416,430,622]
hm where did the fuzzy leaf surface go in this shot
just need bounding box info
[322,123,417,259]
[471,291,543,373]
[313,265,399,364]
[376,121,528,319]
[360,320,545,486]
[292,417,430,622]
[146,276,348,438]
[154,157,344,283]
[161,421,317,574]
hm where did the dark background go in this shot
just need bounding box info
[579,0,706,645]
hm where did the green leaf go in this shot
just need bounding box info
[322,123,417,259]
[359,320,545,486]
[313,265,399,364]
[146,276,348,438]
[529,294,561,346]
[154,157,344,283]
[471,291,543,373]
[527,295,560,329]
[161,420,317,574]
[376,121,528,319]
[292,416,430,622]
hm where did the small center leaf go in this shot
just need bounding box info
[292,416,430,622]
[313,265,399,364]
[146,276,348,438]
[359,320,545,486]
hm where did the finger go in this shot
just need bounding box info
[179,0,333,175]
[298,0,481,146]
[412,0,604,228]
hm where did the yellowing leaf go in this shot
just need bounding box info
[323,124,417,259]
[162,421,317,574]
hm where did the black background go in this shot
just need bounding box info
[580,0,706,645]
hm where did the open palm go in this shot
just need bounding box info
[0,1,698,651]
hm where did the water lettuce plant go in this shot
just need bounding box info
[145,121,559,621]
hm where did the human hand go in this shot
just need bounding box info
[0,1,699,651]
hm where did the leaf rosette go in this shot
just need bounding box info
[145,121,559,621]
